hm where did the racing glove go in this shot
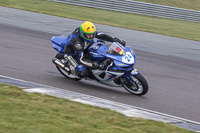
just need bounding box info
[114,37,126,46]
[64,54,68,59]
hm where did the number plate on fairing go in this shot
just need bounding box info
[122,52,134,64]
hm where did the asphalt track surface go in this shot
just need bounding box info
[0,7,200,123]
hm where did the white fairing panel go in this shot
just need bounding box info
[91,70,124,87]
[122,52,134,64]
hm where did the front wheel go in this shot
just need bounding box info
[120,73,148,96]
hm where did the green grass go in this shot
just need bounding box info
[134,0,200,11]
[0,0,200,42]
[0,83,195,133]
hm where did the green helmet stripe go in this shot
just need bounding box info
[80,25,96,35]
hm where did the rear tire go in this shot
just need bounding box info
[55,53,81,80]
[120,73,148,96]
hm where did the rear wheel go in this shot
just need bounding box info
[55,53,81,80]
[120,73,148,96]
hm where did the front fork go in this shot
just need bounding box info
[121,68,138,87]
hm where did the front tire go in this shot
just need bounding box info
[55,53,81,80]
[120,73,148,96]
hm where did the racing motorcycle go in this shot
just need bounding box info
[51,35,148,95]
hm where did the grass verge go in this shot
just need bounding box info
[0,83,195,133]
[0,0,200,41]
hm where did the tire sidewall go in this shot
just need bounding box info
[121,73,149,96]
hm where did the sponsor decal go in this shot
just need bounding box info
[131,69,138,75]
[115,47,124,55]
[90,52,98,55]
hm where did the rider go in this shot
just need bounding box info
[63,21,125,77]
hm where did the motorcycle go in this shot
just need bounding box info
[51,35,148,96]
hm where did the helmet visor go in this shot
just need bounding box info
[82,32,95,41]
[85,34,94,39]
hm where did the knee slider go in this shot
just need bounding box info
[75,64,88,77]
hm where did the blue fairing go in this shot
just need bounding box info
[88,43,135,62]
[86,42,136,74]
[51,34,78,53]
[86,43,108,62]
[106,47,136,65]
[51,35,68,53]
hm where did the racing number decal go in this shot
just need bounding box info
[122,52,134,64]
[125,53,132,62]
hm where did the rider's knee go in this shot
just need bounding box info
[75,64,88,77]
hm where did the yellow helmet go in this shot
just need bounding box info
[80,21,96,42]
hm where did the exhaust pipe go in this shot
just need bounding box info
[52,58,70,71]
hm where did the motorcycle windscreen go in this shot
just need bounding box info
[107,42,124,56]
